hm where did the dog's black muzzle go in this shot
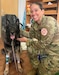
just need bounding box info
[10,32,15,40]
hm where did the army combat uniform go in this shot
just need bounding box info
[20,15,59,75]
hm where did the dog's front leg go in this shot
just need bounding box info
[4,52,10,75]
[16,51,23,73]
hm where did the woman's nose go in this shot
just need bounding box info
[31,11,36,16]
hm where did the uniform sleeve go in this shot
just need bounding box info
[20,28,38,47]
[40,17,58,47]
[20,28,30,38]
[26,24,40,47]
[29,24,36,38]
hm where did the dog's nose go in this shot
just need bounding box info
[11,32,14,35]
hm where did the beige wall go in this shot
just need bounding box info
[0,0,18,38]
[1,0,18,16]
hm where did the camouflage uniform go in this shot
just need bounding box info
[20,16,59,75]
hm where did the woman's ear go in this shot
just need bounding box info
[42,9,44,15]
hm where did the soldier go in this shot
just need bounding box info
[17,2,59,75]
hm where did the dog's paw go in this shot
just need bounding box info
[4,65,9,75]
[17,63,23,73]
[4,68,9,75]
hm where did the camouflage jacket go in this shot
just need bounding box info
[20,16,59,72]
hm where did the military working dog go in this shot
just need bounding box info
[1,14,23,75]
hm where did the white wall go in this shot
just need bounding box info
[18,0,26,29]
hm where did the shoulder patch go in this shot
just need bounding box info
[41,28,48,36]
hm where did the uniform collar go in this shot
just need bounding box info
[38,15,45,25]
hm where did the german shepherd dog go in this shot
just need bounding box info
[1,14,23,75]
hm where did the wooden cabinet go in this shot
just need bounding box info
[42,0,58,21]
[57,1,59,23]
[26,0,31,24]
[26,0,59,24]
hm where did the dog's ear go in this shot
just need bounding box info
[16,19,19,25]
[16,19,23,26]
[6,19,10,25]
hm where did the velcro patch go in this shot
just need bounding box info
[41,28,48,36]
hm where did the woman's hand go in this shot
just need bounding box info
[17,37,28,42]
